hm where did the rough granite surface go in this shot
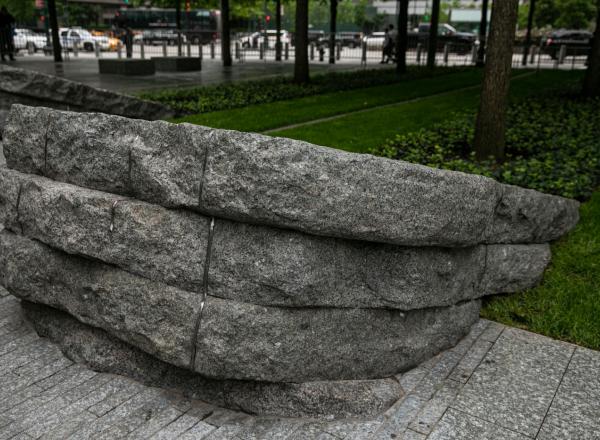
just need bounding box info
[2,105,580,247]
[0,230,481,382]
[22,300,403,420]
[0,65,172,120]
[0,168,552,310]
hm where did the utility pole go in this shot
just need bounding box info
[275,0,282,61]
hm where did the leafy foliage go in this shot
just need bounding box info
[140,66,470,115]
[370,92,600,200]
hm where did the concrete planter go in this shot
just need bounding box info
[98,59,156,76]
[152,56,202,72]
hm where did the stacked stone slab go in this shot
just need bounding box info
[0,104,580,418]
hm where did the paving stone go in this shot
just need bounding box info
[449,338,494,384]
[285,422,335,440]
[408,379,462,435]
[451,328,574,437]
[0,383,42,414]
[118,405,182,439]
[449,320,489,356]
[0,332,43,357]
[398,366,428,395]
[230,418,302,440]
[0,324,31,349]
[411,349,464,401]
[93,392,173,440]
[87,377,145,416]
[0,285,8,297]
[401,429,427,440]
[177,421,218,439]
[374,395,426,438]
[38,410,97,440]
[24,375,118,438]
[1,355,73,398]
[203,407,252,427]
[149,414,211,440]
[428,408,530,439]
[322,420,382,439]
[68,388,165,439]
[536,347,600,440]
[34,364,97,392]
[478,320,505,342]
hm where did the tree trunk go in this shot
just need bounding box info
[473,0,520,161]
[47,0,62,62]
[275,0,282,61]
[329,0,338,64]
[522,0,536,66]
[294,0,309,83]
[427,0,440,69]
[583,1,600,96]
[476,0,489,66]
[396,0,409,74]
[221,0,232,67]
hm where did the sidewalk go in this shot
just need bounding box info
[1,290,598,439]
[4,57,376,94]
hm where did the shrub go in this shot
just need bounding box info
[369,93,600,200]
[139,67,471,115]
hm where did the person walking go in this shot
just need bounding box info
[380,25,390,63]
[0,6,16,61]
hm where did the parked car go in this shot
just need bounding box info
[542,29,592,59]
[91,30,123,52]
[58,28,110,51]
[13,28,47,53]
[363,31,386,49]
[133,29,187,46]
[317,32,362,49]
[239,30,291,49]
[411,23,476,54]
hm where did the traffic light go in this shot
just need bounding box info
[265,15,271,23]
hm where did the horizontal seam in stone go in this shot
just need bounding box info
[189,217,215,371]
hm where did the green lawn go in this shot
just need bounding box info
[482,192,600,350]
[271,69,584,152]
[174,68,484,133]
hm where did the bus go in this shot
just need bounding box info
[117,7,219,44]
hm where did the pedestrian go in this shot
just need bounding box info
[380,25,390,64]
[0,6,16,62]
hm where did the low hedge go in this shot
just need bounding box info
[139,67,471,115]
[369,92,600,200]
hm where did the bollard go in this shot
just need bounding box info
[310,43,314,60]
[140,40,145,59]
[95,42,101,58]
[162,41,168,57]
[361,41,367,66]
[558,44,567,65]
[259,42,264,60]
[284,42,289,60]
[210,42,215,59]
[529,45,537,64]
[336,43,341,61]
[177,32,183,57]
[72,42,78,57]
[443,44,450,65]
[117,46,122,59]
[27,43,34,55]
[319,47,324,62]
[470,43,477,64]
[199,43,203,61]
[187,41,192,57]
[416,43,422,64]
[235,41,240,60]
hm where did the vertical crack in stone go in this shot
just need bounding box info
[189,216,215,370]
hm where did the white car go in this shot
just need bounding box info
[363,32,386,49]
[59,28,110,51]
[239,30,290,49]
[13,29,47,52]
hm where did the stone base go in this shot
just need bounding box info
[152,56,202,72]
[21,300,404,420]
[98,59,155,76]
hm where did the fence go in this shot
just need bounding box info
[17,31,591,71]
